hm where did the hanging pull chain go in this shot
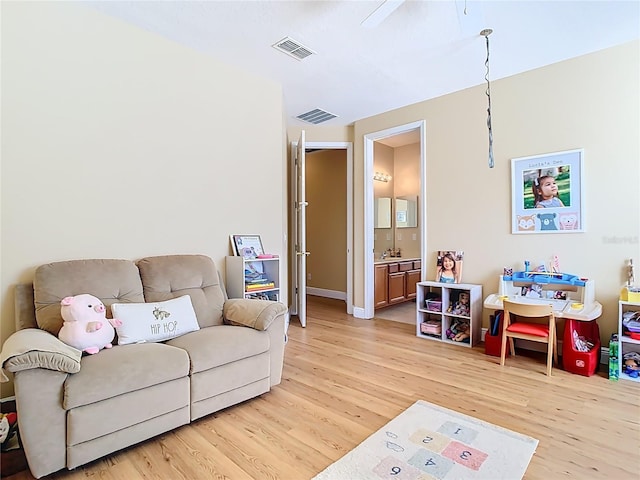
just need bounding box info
[481,29,494,168]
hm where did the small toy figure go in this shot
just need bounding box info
[622,352,640,378]
[449,291,470,316]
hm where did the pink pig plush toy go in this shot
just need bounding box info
[59,294,122,354]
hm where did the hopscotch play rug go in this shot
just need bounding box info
[313,400,538,480]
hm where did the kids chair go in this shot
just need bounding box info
[500,300,558,376]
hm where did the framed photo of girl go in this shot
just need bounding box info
[435,250,464,284]
[511,149,585,234]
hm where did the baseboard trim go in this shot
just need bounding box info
[353,306,366,319]
[307,287,346,301]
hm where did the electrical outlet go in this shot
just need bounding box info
[412,233,417,240]
[307,273,312,280]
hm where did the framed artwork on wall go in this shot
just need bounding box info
[511,149,584,234]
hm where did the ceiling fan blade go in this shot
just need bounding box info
[361,0,406,28]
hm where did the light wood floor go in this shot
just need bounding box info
[6,296,640,480]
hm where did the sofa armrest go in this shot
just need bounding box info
[14,368,68,478]
[1,328,82,382]
[223,299,287,331]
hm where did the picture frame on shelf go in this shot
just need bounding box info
[511,148,584,234]
[231,234,264,259]
[435,250,464,284]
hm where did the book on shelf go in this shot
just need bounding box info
[245,282,275,291]
[245,277,268,285]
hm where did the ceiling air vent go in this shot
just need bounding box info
[272,36,315,61]
[296,108,337,125]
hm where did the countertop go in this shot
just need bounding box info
[374,257,420,265]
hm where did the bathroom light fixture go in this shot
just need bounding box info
[373,172,392,182]
[481,28,494,168]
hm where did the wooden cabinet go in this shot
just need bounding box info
[388,271,406,304]
[374,264,389,308]
[406,265,421,300]
[416,281,482,347]
[374,259,421,309]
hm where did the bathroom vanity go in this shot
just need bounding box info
[374,258,421,309]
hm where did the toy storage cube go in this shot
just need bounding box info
[563,319,601,376]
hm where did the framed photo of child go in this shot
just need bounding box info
[511,149,584,234]
[435,250,464,283]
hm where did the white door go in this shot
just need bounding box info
[293,131,308,327]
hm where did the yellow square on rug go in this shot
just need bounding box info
[313,400,538,480]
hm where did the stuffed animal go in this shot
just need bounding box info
[0,412,18,451]
[446,319,470,343]
[59,294,122,354]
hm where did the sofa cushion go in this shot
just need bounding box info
[63,343,189,410]
[34,259,144,336]
[137,255,226,328]
[166,325,269,375]
[112,295,200,345]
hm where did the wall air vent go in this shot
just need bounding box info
[296,108,337,125]
[272,36,315,61]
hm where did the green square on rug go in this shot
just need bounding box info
[313,400,538,480]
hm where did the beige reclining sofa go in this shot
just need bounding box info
[0,254,287,478]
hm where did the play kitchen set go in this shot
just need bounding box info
[483,259,602,376]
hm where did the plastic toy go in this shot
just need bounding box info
[0,412,18,451]
[622,352,640,378]
[449,291,470,316]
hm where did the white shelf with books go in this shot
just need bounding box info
[226,256,280,301]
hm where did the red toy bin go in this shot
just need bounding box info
[485,312,509,357]
[562,319,601,376]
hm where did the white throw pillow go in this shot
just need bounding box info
[112,295,200,345]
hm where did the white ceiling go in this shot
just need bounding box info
[84,1,640,128]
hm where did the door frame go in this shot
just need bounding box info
[362,120,427,319]
[289,141,354,315]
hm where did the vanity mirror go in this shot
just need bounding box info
[395,195,417,228]
[374,195,419,258]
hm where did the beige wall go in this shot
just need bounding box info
[353,41,640,342]
[289,42,639,346]
[391,143,420,259]
[306,150,347,293]
[1,3,286,397]
[374,143,395,254]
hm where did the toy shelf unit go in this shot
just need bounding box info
[483,271,601,321]
[618,300,640,382]
[225,256,280,301]
[416,281,482,347]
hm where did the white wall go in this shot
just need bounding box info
[1,2,286,396]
